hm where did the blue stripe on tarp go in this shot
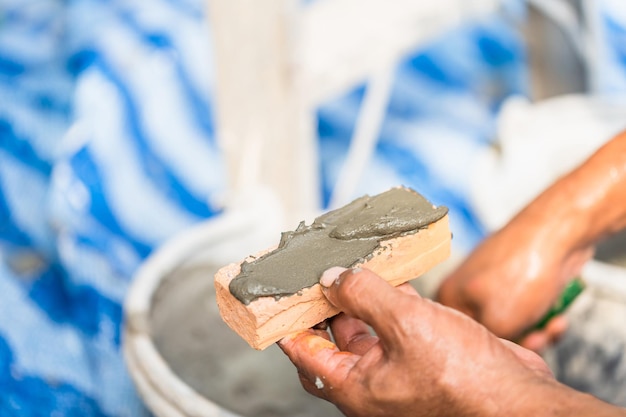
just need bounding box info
[0,119,53,175]
[90,53,219,219]
[25,264,123,347]
[384,87,426,122]
[117,10,217,142]
[68,43,216,145]
[431,186,487,243]
[604,13,626,65]
[86,0,204,21]
[317,134,350,208]
[67,49,97,77]
[161,0,204,19]
[0,334,9,377]
[317,101,361,142]
[0,55,25,77]
[72,230,141,280]
[376,140,430,188]
[406,54,467,89]
[316,85,366,207]
[68,147,152,259]
[0,178,33,248]
[29,91,70,114]
[0,334,109,417]
[67,147,151,255]
[117,10,173,49]
[172,58,216,141]
[476,31,518,67]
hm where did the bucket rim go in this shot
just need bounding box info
[123,209,263,417]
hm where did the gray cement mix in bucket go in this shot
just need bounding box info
[596,230,626,268]
[150,263,344,417]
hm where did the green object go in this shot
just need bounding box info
[532,277,586,331]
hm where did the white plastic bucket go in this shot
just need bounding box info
[123,189,345,417]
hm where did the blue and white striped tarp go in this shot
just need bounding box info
[593,0,626,93]
[1,0,625,415]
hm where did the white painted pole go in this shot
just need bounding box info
[328,67,395,209]
[207,0,319,225]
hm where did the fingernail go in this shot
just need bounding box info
[278,333,297,345]
[320,266,347,287]
[278,330,306,346]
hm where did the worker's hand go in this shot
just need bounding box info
[439,131,626,351]
[437,210,593,351]
[279,267,555,417]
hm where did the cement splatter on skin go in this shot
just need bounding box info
[229,187,448,305]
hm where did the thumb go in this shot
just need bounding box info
[319,267,421,350]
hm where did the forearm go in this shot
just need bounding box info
[507,379,626,417]
[438,131,626,338]
[513,130,626,251]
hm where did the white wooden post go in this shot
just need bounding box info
[207,0,319,224]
